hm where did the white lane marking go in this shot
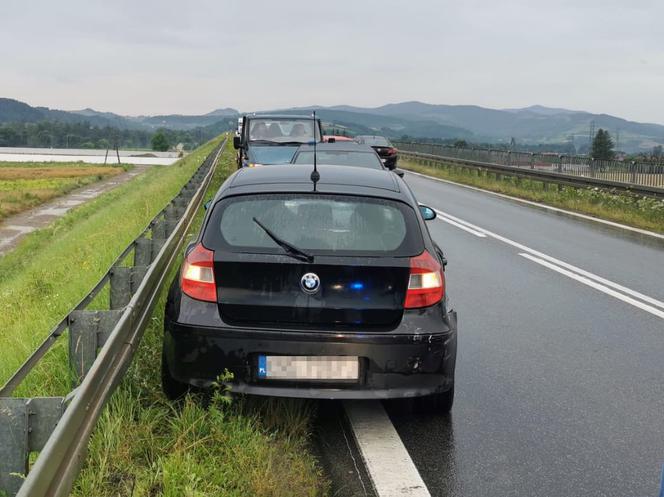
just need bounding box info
[519,253,664,320]
[344,400,431,497]
[435,211,486,237]
[405,169,664,240]
[440,211,664,311]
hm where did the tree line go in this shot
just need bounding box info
[0,119,234,151]
[397,130,663,163]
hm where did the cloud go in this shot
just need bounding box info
[0,0,662,123]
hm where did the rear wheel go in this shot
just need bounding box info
[415,385,454,415]
[161,350,190,401]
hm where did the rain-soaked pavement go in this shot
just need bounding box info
[380,172,664,497]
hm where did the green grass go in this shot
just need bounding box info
[71,139,328,497]
[0,138,223,396]
[401,159,664,233]
[0,162,128,220]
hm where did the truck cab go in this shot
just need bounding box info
[233,114,324,169]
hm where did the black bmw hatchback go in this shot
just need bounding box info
[162,164,457,412]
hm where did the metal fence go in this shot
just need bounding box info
[0,138,226,497]
[394,142,664,190]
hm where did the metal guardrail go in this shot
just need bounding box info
[0,137,227,497]
[395,141,664,198]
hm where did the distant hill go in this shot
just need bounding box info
[502,105,583,116]
[265,106,473,140]
[0,98,141,129]
[205,108,239,117]
[301,101,664,152]
[0,98,239,132]
[3,97,663,152]
[136,113,238,130]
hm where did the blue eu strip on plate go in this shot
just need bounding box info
[257,355,267,378]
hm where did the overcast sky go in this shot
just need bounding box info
[1,0,663,123]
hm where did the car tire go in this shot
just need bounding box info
[415,385,454,415]
[161,350,190,401]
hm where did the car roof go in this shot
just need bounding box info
[219,164,403,200]
[294,143,376,153]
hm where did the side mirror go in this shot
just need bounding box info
[394,168,405,178]
[419,205,436,221]
[233,135,241,149]
[327,137,336,143]
[204,200,212,210]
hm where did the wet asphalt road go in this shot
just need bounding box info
[386,172,664,497]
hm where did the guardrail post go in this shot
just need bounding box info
[630,161,637,184]
[69,310,123,383]
[134,237,152,266]
[110,266,149,309]
[530,153,534,169]
[151,237,165,260]
[0,397,65,497]
[590,158,596,178]
[165,205,179,236]
[110,267,131,309]
[152,219,167,240]
[558,155,564,173]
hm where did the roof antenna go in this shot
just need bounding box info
[310,111,320,191]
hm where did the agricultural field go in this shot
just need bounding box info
[0,161,127,221]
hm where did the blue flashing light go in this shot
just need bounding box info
[350,282,364,290]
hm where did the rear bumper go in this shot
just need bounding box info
[164,314,457,399]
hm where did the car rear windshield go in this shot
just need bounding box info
[293,151,383,169]
[204,194,423,257]
[357,136,391,146]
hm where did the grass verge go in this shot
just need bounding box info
[0,139,222,396]
[71,138,328,497]
[401,159,664,233]
[0,162,128,221]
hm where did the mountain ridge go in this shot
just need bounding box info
[2,97,663,152]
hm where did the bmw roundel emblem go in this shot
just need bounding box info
[300,272,321,294]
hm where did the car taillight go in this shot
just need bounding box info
[405,251,444,309]
[181,243,217,302]
[387,147,398,155]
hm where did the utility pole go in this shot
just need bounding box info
[588,120,595,151]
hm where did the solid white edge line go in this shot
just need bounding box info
[519,253,664,320]
[435,211,486,237]
[436,211,664,311]
[404,169,664,240]
[344,400,431,497]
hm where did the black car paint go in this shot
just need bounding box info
[163,164,457,399]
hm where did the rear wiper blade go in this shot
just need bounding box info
[252,217,314,263]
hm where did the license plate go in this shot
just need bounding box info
[257,355,359,381]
